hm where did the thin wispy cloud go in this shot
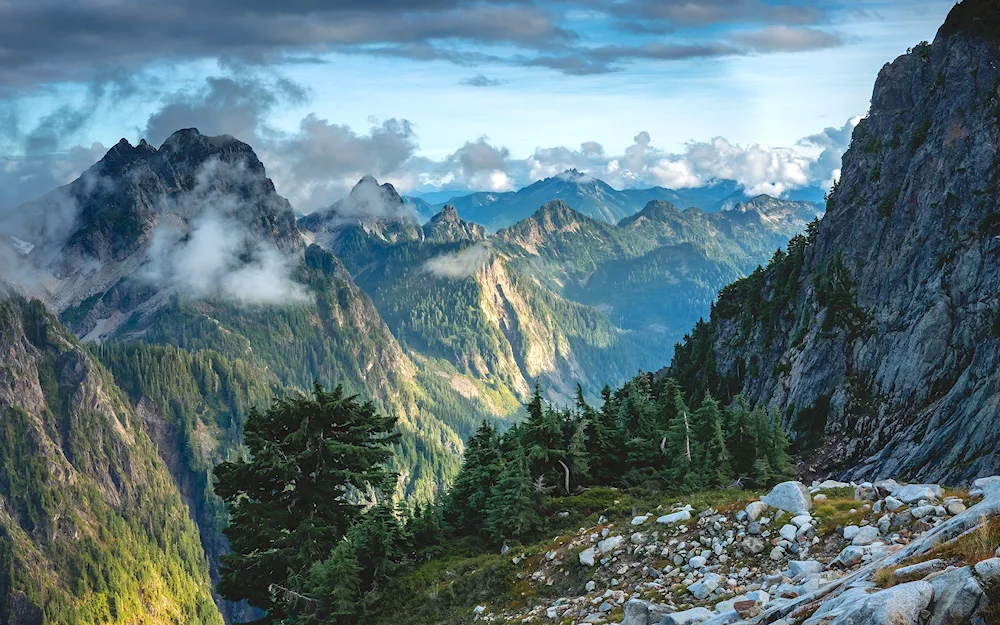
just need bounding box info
[460,74,505,87]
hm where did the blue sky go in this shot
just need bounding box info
[0,0,957,212]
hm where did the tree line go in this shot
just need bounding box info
[214,376,791,624]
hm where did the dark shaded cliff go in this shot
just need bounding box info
[669,0,1000,483]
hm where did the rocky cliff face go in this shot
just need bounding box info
[672,0,1000,483]
[0,129,301,337]
[0,295,221,623]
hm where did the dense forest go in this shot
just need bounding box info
[213,371,792,624]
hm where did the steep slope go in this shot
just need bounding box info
[496,198,820,337]
[0,295,221,624]
[1,138,504,618]
[307,199,665,406]
[668,0,1000,482]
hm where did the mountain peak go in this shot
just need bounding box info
[940,0,1000,41]
[555,168,593,183]
[348,176,404,205]
[432,205,460,223]
[423,205,485,243]
[619,200,681,228]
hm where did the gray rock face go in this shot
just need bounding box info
[664,0,1000,483]
[928,566,986,625]
[762,482,812,514]
[827,581,934,625]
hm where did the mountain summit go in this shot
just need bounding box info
[0,128,299,320]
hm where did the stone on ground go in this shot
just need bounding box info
[661,606,716,625]
[762,481,812,514]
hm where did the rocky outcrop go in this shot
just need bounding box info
[471,476,1000,625]
[0,128,301,335]
[422,205,487,243]
[669,0,1000,483]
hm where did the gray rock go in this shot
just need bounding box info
[745,501,767,520]
[825,581,934,625]
[789,560,823,580]
[762,482,812,515]
[816,479,851,490]
[660,607,715,625]
[832,545,865,568]
[885,496,904,511]
[894,484,943,504]
[632,515,649,526]
[946,502,967,515]
[741,536,766,554]
[894,559,945,577]
[580,547,596,567]
[973,557,1000,585]
[700,611,739,625]
[973,476,1000,499]
[844,525,861,540]
[910,505,935,519]
[779,524,798,541]
[599,535,623,553]
[852,526,880,546]
[688,574,722,600]
[657,510,692,525]
[929,566,986,625]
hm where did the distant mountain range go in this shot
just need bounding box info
[403,169,826,231]
[0,128,820,622]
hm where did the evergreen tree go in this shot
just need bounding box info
[588,385,624,484]
[444,421,502,534]
[724,396,756,483]
[691,394,731,488]
[765,410,793,481]
[214,384,398,622]
[664,384,694,487]
[485,440,541,543]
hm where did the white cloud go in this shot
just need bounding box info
[423,243,491,279]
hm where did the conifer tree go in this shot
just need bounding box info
[724,396,756,482]
[664,384,694,487]
[214,384,398,622]
[444,421,502,533]
[485,440,541,543]
[692,394,731,488]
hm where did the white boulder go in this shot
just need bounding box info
[762,481,812,514]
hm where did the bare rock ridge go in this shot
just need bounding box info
[670,0,1000,482]
[0,127,299,320]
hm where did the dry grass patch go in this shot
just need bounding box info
[927,515,1000,565]
[871,564,930,589]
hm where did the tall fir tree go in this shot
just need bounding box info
[485,439,541,543]
[691,394,731,488]
[444,421,502,534]
[664,383,695,488]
